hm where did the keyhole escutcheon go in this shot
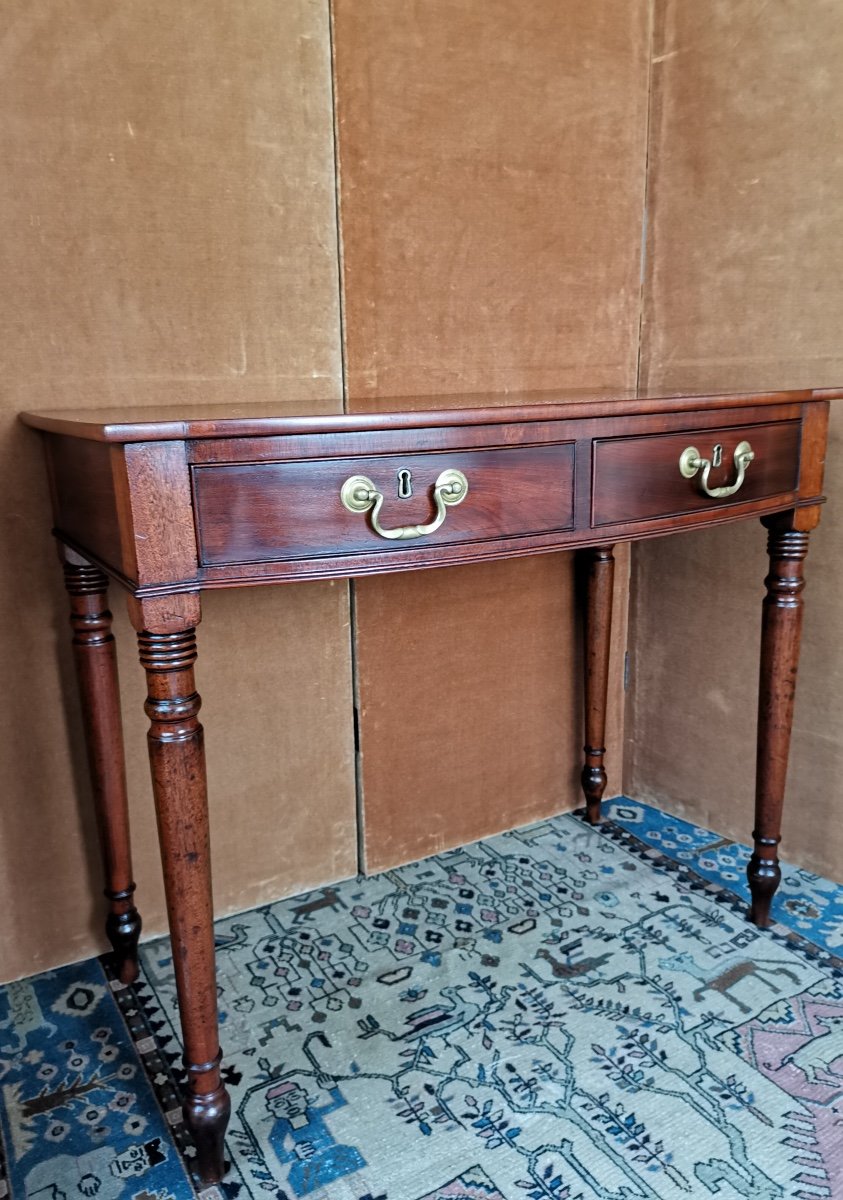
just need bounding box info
[397,469,413,499]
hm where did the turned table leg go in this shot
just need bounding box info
[137,621,230,1184]
[63,554,141,984]
[748,515,811,928]
[580,545,615,825]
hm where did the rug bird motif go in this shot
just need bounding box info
[1,801,841,1199]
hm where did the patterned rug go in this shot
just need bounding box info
[2,800,842,1200]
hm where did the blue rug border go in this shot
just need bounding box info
[3,799,841,1199]
[124,804,843,1194]
[592,807,843,976]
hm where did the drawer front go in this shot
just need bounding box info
[194,442,575,566]
[592,420,801,527]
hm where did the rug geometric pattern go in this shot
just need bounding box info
[606,801,843,958]
[2,800,842,1199]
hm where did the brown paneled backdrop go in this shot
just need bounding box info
[333,0,647,869]
[629,0,843,881]
[4,0,843,981]
[0,1,355,980]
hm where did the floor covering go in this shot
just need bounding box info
[2,799,842,1200]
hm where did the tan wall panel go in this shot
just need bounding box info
[632,0,843,880]
[333,1,649,866]
[357,549,630,872]
[357,557,580,870]
[0,1,353,980]
[334,0,650,400]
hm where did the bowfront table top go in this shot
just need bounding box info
[21,386,840,596]
[20,385,841,1184]
[21,382,843,436]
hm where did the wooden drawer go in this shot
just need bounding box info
[193,442,575,566]
[592,420,801,527]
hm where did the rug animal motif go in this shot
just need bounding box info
[1,806,842,1200]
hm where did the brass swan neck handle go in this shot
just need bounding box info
[679,440,754,499]
[341,468,469,540]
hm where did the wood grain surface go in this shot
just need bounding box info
[193,443,575,566]
[592,420,801,526]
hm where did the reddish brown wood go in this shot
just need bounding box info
[118,441,200,585]
[189,420,578,466]
[185,406,803,475]
[19,385,839,442]
[138,625,229,1184]
[62,553,141,984]
[748,514,810,928]
[592,420,800,526]
[18,388,841,1188]
[795,401,830,508]
[32,400,824,591]
[580,545,615,824]
[49,438,124,570]
[194,442,575,566]
[128,591,202,637]
[186,491,806,588]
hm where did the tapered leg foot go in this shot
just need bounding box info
[579,546,615,825]
[105,885,143,984]
[748,516,810,928]
[747,836,781,929]
[185,1059,231,1185]
[63,556,141,984]
[137,623,230,1184]
[581,761,608,826]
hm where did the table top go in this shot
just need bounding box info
[20,386,843,443]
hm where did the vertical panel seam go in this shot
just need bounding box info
[635,0,658,394]
[328,0,366,874]
[627,0,658,796]
[327,0,348,410]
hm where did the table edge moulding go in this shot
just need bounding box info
[20,385,842,1185]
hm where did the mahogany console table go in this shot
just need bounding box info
[21,387,839,1184]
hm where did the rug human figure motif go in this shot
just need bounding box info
[1,802,842,1199]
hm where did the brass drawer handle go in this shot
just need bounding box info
[340,468,469,540]
[678,440,755,499]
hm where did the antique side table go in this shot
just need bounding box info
[21,387,839,1183]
